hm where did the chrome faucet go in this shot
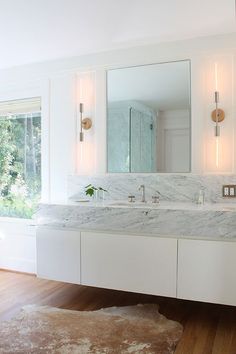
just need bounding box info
[138,184,146,202]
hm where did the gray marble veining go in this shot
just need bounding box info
[36,174,236,241]
[36,202,236,241]
[68,174,236,204]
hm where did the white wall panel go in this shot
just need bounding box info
[0,34,235,201]
[0,219,36,273]
[76,71,96,175]
[49,73,76,202]
[204,55,235,173]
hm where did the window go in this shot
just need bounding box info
[0,98,41,218]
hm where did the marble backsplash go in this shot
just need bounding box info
[68,174,236,203]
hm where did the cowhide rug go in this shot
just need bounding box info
[0,304,183,353]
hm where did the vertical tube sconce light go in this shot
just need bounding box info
[79,103,92,142]
[211,63,225,168]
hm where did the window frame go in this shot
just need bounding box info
[0,82,50,220]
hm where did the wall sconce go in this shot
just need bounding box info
[211,91,225,168]
[79,103,92,142]
[211,63,225,168]
[211,91,225,136]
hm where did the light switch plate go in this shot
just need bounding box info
[223,185,236,198]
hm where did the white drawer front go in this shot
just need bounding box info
[178,239,236,306]
[81,232,177,297]
[36,227,80,284]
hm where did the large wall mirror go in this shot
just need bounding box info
[107,60,191,173]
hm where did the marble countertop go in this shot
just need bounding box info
[47,199,236,212]
[36,199,236,241]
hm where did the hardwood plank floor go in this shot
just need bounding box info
[1,269,236,354]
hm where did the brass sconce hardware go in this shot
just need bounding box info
[211,108,225,123]
[211,89,225,168]
[81,118,92,130]
[79,103,92,142]
[211,91,225,137]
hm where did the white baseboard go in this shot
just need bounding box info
[0,257,36,274]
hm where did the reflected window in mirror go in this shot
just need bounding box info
[107,60,191,173]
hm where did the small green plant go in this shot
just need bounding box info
[85,184,107,197]
[85,184,97,197]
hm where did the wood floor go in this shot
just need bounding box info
[0,270,236,354]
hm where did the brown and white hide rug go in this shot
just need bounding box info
[0,303,183,353]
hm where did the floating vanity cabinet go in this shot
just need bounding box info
[36,227,81,284]
[178,239,236,306]
[81,232,177,297]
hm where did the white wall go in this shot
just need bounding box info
[0,32,235,203]
[0,218,36,273]
[0,32,236,273]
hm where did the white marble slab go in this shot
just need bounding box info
[36,174,236,241]
[36,201,236,241]
[54,199,236,212]
[68,174,236,204]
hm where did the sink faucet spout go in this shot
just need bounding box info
[138,184,146,203]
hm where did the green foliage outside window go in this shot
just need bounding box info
[0,112,41,218]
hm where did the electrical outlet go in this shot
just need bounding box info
[223,185,236,198]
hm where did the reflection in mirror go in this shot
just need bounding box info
[107,60,191,173]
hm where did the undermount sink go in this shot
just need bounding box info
[110,201,139,206]
[70,199,236,212]
[109,202,131,206]
[108,201,236,212]
[108,201,159,208]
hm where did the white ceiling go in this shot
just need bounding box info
[107,61,190,111]
[0,0,235,69]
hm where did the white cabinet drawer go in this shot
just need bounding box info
[81,232,177,297]
[178,239,236,306]
[36,227,80,284]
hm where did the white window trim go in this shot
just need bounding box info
[0,80,50,220]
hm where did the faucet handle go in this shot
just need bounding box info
[152,195,160,203]
[152,190,161,203]
[128,195,135,203]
